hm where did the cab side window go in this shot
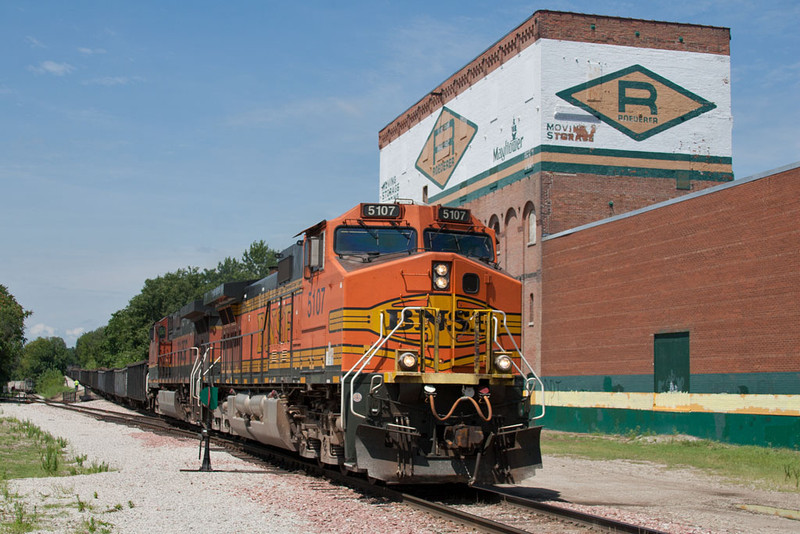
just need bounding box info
[305,231,325,276]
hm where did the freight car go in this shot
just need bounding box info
[76,203,545,485]
[3,379,34,399]
[73,361,148,408]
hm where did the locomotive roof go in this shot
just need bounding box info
[243,242,304,300]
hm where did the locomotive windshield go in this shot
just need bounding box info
[424,230,494,261]
[334,226,417,256]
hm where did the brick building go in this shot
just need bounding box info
[379,10,732,373]
[378,10,800,446]
[541,164,800,447]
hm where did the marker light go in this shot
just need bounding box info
[494,354,513,373]
[398,352,418,371]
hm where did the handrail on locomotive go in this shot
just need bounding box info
[343,304,545,428]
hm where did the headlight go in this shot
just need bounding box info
[398,352,418,371]
[494,354,513,373]
[432,262,451,290]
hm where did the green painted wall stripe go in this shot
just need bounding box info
[427,144,733,205]
[537,144,732,164]
[541,161,732,180]
[540,405,800,449]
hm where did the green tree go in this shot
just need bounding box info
[203,241,279,288]
[18,337,73,380]
[74,326,107,369]
[96,240,280,367]
[105,267,208,367]
[241,240,279,279]
[203,256,249,289]
[0,284,31,382]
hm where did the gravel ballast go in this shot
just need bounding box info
[1,400,457,533]
[2,400,798,533]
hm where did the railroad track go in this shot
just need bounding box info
[40,398,668,534]
[39,398,198,439]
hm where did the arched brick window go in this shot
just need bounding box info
[523,201,536,245]
[528,292,535,326]
[503,208,517,271]
[504,207,517,227]
[488,214,500,235]
[488,214,501,261]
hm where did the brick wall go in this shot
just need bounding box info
[543,174,722,235]
[541,165,800,378]
[536,11,729,54]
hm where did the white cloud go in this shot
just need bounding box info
[29,323,56,338]
[78,47,107,55]
[26,36,45,48]
[28,60,75,76]
[82,76,143,87]
[66,327,85,338]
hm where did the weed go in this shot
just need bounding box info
[784,463,800,488]
[85,461,110,474]
[128,500,134,508]
[81,516,112,534]
[76,495,87,512]
[623,426,642,440]
[94,491,98,499]
[40,443,61,474]
[52,484,74,498]
[8,500,37,533]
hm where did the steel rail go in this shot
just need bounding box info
[397,491,533,534]
[475,485,670,534]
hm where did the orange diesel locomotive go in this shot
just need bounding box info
[149,202,544,484]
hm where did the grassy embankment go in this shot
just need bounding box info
[0,414,116,533]
[35,369,75,400]
[542,429,800,493]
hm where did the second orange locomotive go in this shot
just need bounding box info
[149,202,544,484]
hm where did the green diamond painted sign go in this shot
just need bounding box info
[416,107,478,188]
[556,65,716,141]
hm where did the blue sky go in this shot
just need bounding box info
[1,1,797,347]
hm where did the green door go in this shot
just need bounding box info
[654,332,690,393]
